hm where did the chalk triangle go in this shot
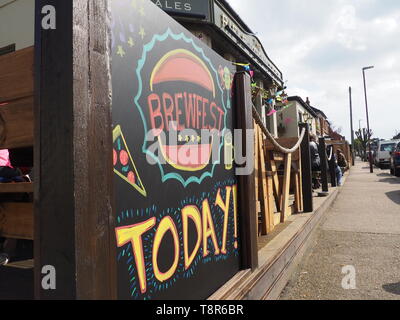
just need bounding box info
[113,125,147,197]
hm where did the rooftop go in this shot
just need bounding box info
[305,97,329,119]
[287,96,318,118]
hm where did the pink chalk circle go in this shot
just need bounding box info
[120,150,129,166]
[128,171,136,185]
[113,149,118,166]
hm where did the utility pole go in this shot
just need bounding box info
[349,87,355,166]
[362,66,374,173]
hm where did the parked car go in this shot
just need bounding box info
[390,141,400,177]
[376,140,399,169]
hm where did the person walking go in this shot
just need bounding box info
[334,149,349,186]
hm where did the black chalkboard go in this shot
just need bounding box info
[111,0,240,300]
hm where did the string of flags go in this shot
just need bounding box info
[233,62,254,78]
[233,62,294,116]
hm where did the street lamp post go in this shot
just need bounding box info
[362,66,374,173]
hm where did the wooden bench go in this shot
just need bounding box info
[0,46,34,241]
[0,182,33,194]
[0,97,34,149]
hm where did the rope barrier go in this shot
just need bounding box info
[252,104,306,154]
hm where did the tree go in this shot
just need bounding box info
[355,128,373,162]
[354,139,362,158]
[393,131,400,140]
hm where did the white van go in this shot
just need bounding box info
[376,140,399,168]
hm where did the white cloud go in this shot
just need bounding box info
[373,15,399,33]
[336,5,357,31]
[227,0,400,139]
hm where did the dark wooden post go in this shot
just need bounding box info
[318,137,329,193]
[299,123,313,213]
[34,0,116,299]
[234,72,258,271]
[350,144,354,167]
[328,145,337,187]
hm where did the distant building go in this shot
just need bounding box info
[329,129,345,141]
[0,0,34,50]
[305,98,332,138]
[276,96,317,138]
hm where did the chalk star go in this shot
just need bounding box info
[128,37,135,47]
[116,45,126,57]
[197,136,201,142]
[185,136,190,142]
[191,135,196,142]
[178,135,183,142]
[139,27,146,39]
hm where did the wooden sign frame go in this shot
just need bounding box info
[34,0,116,299]
[32,0,258,300]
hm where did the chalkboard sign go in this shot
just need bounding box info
[111,0,240,300]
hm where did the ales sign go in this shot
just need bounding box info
[150,0,211,20]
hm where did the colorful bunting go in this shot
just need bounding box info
[234,62,294,117]
[233,62,250,67]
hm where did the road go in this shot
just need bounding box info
[280,160,400,300]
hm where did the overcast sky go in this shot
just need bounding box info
[227,0,400,140]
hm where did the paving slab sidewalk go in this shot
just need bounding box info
[280,161,400,300]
